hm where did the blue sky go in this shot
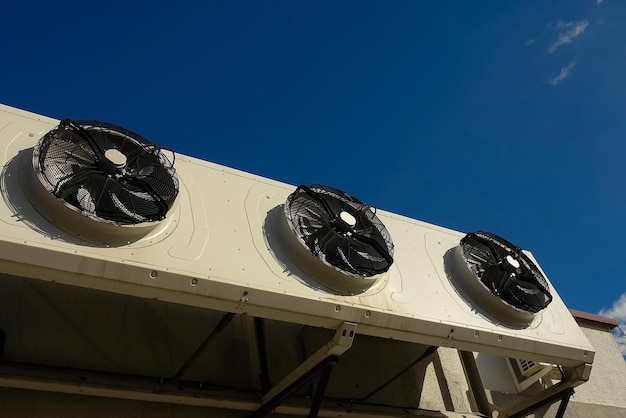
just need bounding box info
[2,1,625,352]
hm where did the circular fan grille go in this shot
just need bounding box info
[284,184,394,278]
[33,119,179,225]
[460,231,552,314]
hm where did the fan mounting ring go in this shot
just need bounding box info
[29,119,180,245]
[447,231,553,326]
[279,184,394,295]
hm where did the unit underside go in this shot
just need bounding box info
[0,273,455,416]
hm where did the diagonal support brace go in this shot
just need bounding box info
[251,322,357,418]
[460,350,590,418]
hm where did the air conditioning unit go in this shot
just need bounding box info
[505,358,554,393]
[0,104,594,415]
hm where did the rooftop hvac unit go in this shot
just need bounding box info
[0,104,594,364]
[0,104,594,416]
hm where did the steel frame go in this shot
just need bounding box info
[460,350,590,418]
[251,322,357,418]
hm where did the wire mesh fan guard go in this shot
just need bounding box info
[32,119,179,225]
[284,184,394,279]
[459,231,552,315]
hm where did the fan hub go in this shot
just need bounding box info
[336,211,357,233]
[505,255,520,269]
[102,148,127,173]
[503,254,521,273]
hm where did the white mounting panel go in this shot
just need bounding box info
[0,104,594,367]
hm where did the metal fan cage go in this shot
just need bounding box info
[33,119,179,225]
[284,184,394,278]
[459,231,552,314]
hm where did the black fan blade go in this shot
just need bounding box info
[460,231,552,313]
[53,166,105,202]
[35,119,179,225]
[59,119,105,160]
[285,184,394,277]
[350,232,394,271]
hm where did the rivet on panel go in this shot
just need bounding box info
[150,271,158,279]
[190,278,198,286]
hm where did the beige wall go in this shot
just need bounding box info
[569,319,626,409]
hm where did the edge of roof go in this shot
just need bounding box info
[569,309,619,329]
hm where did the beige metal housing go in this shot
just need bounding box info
[0,104,597,417]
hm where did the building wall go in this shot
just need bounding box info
[569,319,626,409]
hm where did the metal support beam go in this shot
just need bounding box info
[459,351,504,418]
[0,328,5,361]
[250,322,356,418]
[249,355,338,418]
[254,317,272,394]
[508,387,575,418]
[307,361,334,418]
[171,312,235,381]
[460,350,588,418]
[355,345,438,402]
[504,363,590,418]
[555,389,573,418]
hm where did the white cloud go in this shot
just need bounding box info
[549,61,576,85]
[597,0,603,5]
[525,22,553,47]
[549,20,589,53]
[600,293,626,322]
[599,293,626,357]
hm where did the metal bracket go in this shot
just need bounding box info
[251,322,357,418]
[460,351,590,418]
[505,365,587,418]
[460,351,505,418]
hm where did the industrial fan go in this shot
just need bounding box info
[457,231,552,323]
[284,184,394,280]
[32,119,179,226]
